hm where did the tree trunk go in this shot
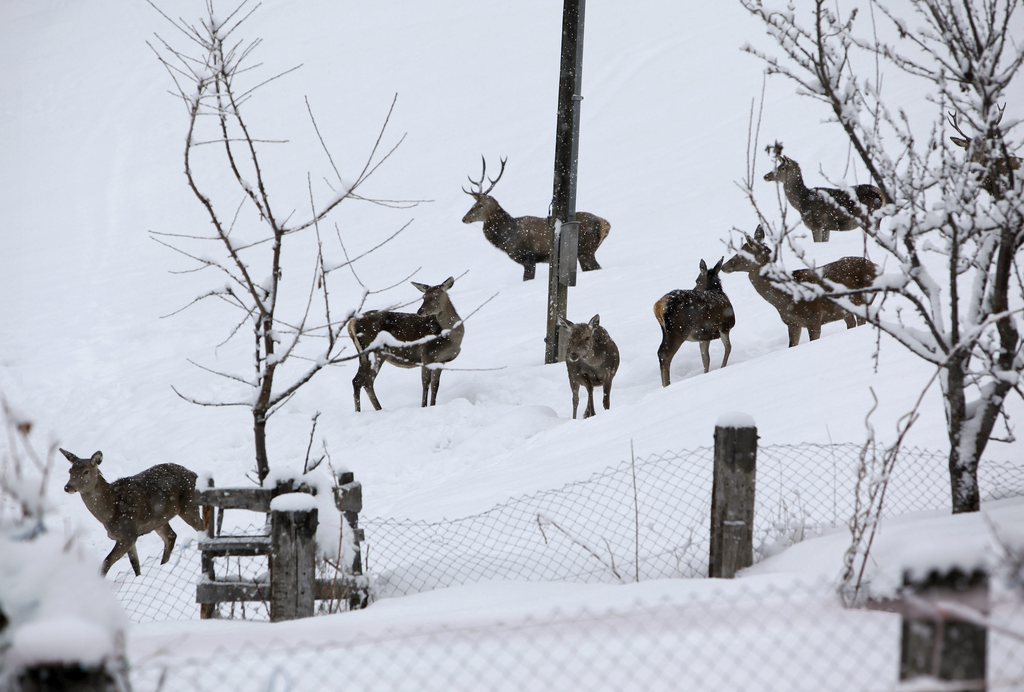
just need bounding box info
[254,411,269,484]
[943,362,980,514]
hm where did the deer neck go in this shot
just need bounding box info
[780,165,810,212]
[745,266,793,312]
[482,204,519,250]
[78,473,117,525]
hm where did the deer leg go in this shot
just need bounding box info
[155,523,177,564]
[361,356,384,411]
[522,263,536,281]
[181,502,206,532]
[807,325,822,341]
[102,539,137,577]
[578,254,601,271]
[429,368,442,406]
[720,331,732,368]
[657,333,684,388]
[570,379,580,419]
[699,341,711,373]
[819,227,831,242]
[602,377,613,411]
[583,380,597,419]
[417,364,438,407]
[787,324,802,347]
[843,313,857,329]
[352,355,372,412]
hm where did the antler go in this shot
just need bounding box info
[947,110,972,143]
[765,141,785,159]
[463,155,508,197]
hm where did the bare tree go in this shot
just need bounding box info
[149,1,416,483]
[738,0,1024,513]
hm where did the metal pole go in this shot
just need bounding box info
[545,0,586,364]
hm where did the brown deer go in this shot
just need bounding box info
[348,277,464,412]
[61,448,206,577]
[462,157,611,281]
[654,257,736,387]
[764,144,885,242]
[559,314,620,419]
[948,110,1021,198]
[722,225,877,347]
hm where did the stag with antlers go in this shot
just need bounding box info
[948,110,1022,199]
[461,157,611,281]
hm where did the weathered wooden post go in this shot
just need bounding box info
[270,493,318,622]
[709,414,757,578]
[899,568,988,690]
[335,470,367,609]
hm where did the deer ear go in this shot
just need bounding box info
[699,259,708,273]
[754,225,765,242]
[411,281,429,293]
[713,257,724,272]
[588,314,601,328]
[441,276,455,290]
[60,448,76,463]
[90,451,103,465]
[557,315,572,328]
[950,136,969,148]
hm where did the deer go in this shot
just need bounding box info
[722,225,877,347]
[654,257,736,387]
[763,143,886,243]
[462,156,611,281]
[559,314,620,419]
[347,276,464,412]
[948,110,1022,198]
[61,448,206,577]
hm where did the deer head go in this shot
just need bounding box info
[695,258,726,291]
[561,314,602,364]
[722,226,771,274]
[461,156,508,223]
[61,448,104,494]
[413,276,456,318]
[948,109,1021,196]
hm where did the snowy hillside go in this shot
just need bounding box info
[2,0,1024,688]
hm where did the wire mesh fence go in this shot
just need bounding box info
[126,577,1024,692]
[360,444,1024,599]
[109,443,1024,624]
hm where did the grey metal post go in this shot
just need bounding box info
[709,418,757,578]
[545,0,586,364]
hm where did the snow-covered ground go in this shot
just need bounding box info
[2,1,1023,689]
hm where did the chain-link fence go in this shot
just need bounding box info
[126,577,1024,691]
[110,443,1024,623]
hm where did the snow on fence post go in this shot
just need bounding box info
[899,567,988,689]
[709,413,757,578]
[270,493,318,622]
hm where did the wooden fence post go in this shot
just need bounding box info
[900,568,988,690]
[709,415,757,578]
[270,494,318,622]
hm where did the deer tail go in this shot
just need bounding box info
[598,218,611,244]
[347,316,364,352]
[653,295,670,329]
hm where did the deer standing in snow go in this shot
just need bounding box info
[560,314,620,419]
[722,226,877,347]
[462,157,611,280]
[654,257,735,387]
[61,448,206,576]
[347,277,464,411]
[764,143,885,242]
